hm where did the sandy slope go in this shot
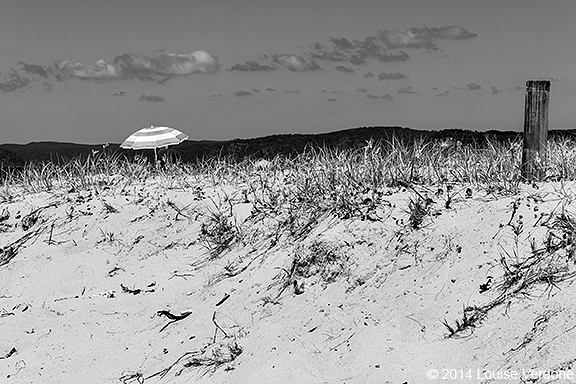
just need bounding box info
[2,179,576,384]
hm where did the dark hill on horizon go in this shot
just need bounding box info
[2,126,575,175]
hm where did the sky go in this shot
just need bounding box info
[1,0,575,144]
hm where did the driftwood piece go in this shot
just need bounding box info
[157,310,192,332]
[0,347,17,359]
[121,284,142,295]
[215,293,230,307]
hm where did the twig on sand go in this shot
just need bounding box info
[149,352,199,381]
[119,371,144,384]
[329,332,355,351]
[157,310,192,333]
[215,293,230,307]
[0,347,17,359]
[166,200,192,221]
[213,311,228,343]
[47,219,56,245]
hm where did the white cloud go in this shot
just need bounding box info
[272,54,321,71]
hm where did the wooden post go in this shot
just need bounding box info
[521,80,550,181]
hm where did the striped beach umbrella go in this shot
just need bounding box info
[120,125,188,162]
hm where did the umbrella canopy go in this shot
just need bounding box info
[120,125,188,150]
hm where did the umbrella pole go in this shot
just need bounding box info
[154,147,158,166]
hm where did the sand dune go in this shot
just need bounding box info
[2,155,576,383]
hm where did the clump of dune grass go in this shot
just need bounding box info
[407,195,434,229]
[199,194,244,259]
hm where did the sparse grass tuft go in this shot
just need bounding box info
[407,196,432,229]
[139,340,243,381]
[199,196,243,259]
[442,305,487,338]
[180,341,243,375]
[443,208,576,338]
[495,211,576,299]
[271,240,349,300]
[292,240,349,284]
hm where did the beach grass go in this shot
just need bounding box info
[3,135,576,202]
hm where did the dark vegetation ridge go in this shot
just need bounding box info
[1,126,575,174]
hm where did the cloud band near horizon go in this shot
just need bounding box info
[0,25,477,93]
[5,49,220,89]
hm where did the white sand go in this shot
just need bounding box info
[2,180,576,383]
